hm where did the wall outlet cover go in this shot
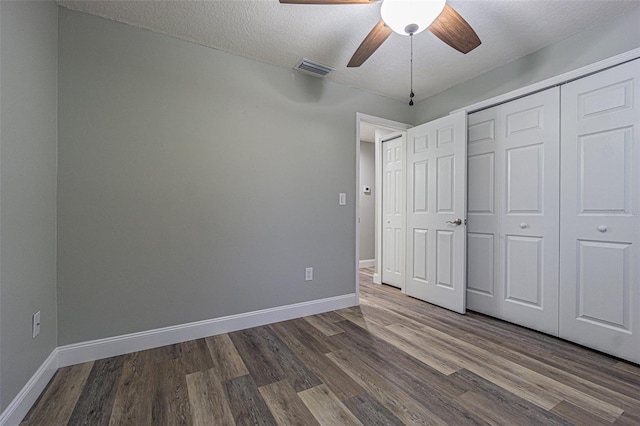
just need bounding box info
[32,311,41,338]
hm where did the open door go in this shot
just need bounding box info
[405,111,467,313]
[381,132,405,289]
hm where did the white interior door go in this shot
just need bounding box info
[406,111,467,313]
[382,133,404,288]
[559,59,640,364]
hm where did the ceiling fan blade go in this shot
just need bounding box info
[428,4,481,54]
[347,20,392,67]
[279,0,377,4]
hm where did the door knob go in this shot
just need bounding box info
[446,218,463,226]
[597,225,607,233]
[520,223,529,229]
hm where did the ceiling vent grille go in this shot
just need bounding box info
[294,58,334,78]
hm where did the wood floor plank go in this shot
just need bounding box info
[150,343,182,364]
[204,333,249,381]
[273,318,338,355]
[337,308,461,376]
[268,321,365,402]
[230,326,321,391]
[21,362,94,426]
[150,359,193,425]
[185,368,235,426]
[174,338,214,375]
[303,315,344,336]
[327,337,487,425]
[614,410,640,425]
[315,311,346,324]
[326,350,447,426]
[298,384,363,426]
[334,306,378,329]
[352,299,405,326]
[259,380,320,426]
[451,369,570,426]
[108,350,153,426]
[332,320,469,398]
[344,393,405,426]
[550,401,611,426]
[67,356,124,426]
[615,360,640,376]
[224,374,277,426]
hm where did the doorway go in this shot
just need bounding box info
[356,112,469,314]
[355,113,410,301]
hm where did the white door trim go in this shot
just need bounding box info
[451,48,640,115]
[356,113,410,303]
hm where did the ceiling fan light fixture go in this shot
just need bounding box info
[380,0,446,35]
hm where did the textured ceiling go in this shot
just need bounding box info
[58,0,640,102]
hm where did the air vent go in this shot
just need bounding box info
[294,58,334,78]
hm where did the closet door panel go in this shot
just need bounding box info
[560,59,640,364]
[467,108,500,315]
[499,87,560,336]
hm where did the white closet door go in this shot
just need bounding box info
[406,111,467,314]
[498,87,560,336]
[560,59,640,364]
[466,88,560,334]
[466,108,500,315]
[382,135,404,288]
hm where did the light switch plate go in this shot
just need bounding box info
[339,193,346,205]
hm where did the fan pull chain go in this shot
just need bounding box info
[409,33,415,106]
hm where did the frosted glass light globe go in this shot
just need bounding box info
[380,0,446,35]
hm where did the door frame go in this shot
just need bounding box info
[355,113,410,303]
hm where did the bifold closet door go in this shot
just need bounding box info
[499,88,560,335]
[560,59,640,364]
[467,87,560,335]
[467,108,499,315]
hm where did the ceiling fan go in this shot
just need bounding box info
[280,0,481,67]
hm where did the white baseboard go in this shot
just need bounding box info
[359,259,375,268]
[57,292,357,368]
[0,349,58,426]
[1,293,357,425]
[373,272,382,284]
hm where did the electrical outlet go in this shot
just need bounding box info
[305,267,313,281]
[339,193,346,206]
[32,311,41,338]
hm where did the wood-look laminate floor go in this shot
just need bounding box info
[22,268,640,425]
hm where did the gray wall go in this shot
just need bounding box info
[0,1,58,411]
[57,9,413,345]
[414,5,640,123]
[359,141,375,261]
